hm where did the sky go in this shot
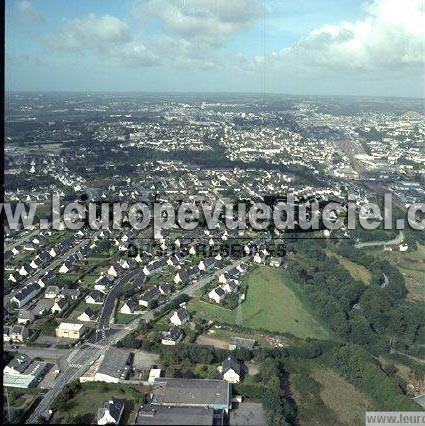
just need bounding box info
[5,0,425,97]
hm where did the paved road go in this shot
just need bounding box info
[354,230,405,249]
[95,268,143,341]
[26,319,140,424]
[5,345,72,363]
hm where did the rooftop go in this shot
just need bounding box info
[136,405,215,425]
[96,347,131,380]
[57,322,84,331]
[151,378,231,408]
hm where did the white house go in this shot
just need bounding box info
[107,266,117,277]
[18,266,28,276]
[51,298,69,314]
[222,357,241,383]
[86,290,104,305]
[97,399,124,425]
[59,262,70,274]
[120,300,138,315]
[78,307,96,322]
[208,287,226,304]
[161,327,184,345]
[218,273,227,284]
[45,286,60,299]
[170,308,190,326]
[222,280,239,294]
[174,273,182,285]
[12,283,42,308]
[29,260,39,270]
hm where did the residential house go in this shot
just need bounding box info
[208,287,226,304]
[17,309,34,325]
[95,275,114,293]
[221,280,239,294]
[45,286,60,299]
[138,287,160,307]
[61,287,80,300]
[97,399,124,425]
[161,327,184,345]
[38,272,56,288]
[4,325,29,343]
[11,283,42,308]
[78,307,96,322]
[222,357,241,383]
[120,300,138,315]
[159,284,172,296]
[59,260,73,274]
[86,290,105,305]
[51,297,70,314]
[18,265,29,276]
[170,308,190,326]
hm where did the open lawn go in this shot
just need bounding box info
[189,267,332,340]
[53,382,146,424]
[115,312,138,324]
[327,251,372,285]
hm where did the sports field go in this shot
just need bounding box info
[189,266,331,340]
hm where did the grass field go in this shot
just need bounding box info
[291,368,372,426]
[327,251,372,285]
[189,267,332,340]
[53,382,146,424]
[311,369,372,424]
[386,244,425,301]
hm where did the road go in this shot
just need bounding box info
[5,345,72,362]
[95,268,143,341]
[26,318,141,424]
[354,230,405,248]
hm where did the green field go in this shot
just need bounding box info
[386,244,425,301]
[327,251,372,285]
[189,267,332,340]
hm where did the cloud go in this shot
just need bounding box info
[269,0,425,74]
[17,0,43,22]
[135,0,261,48]
[45,13,160,67]
[49,14,131,51]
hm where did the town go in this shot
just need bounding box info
[3,92,425,425]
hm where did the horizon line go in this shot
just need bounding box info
[4,90,425,101]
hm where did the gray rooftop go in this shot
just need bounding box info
[151,378,231,408]
[96,347,131,380]
[136,405,214,425]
